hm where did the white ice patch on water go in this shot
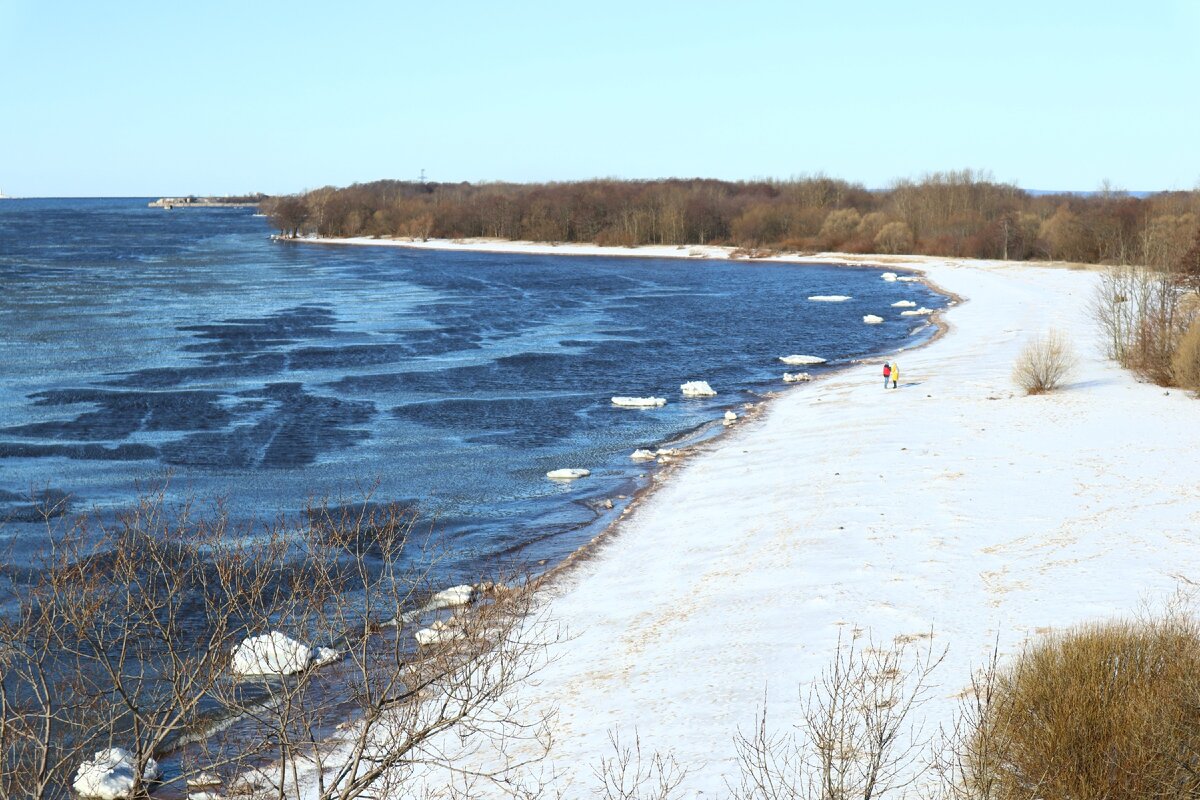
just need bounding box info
[892,300,917,307]
[901,307,934,316]
[881,272,899,281]
[863,315,884,324]
[416,618,467,646]
[547,468,591,480]
[230,631,313,676]
[429,584,477,608]
[808,295,852,302]
[73,749,160,800]
[680,380,717,398]
[631,449,657,461]
[783,372,812,383]
[612,396,667,407]
[897,275,921,282]
[779,355,826,365]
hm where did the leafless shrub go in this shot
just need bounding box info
[1011,330,1077,394]
[593,730,689,800]
[1093,264,1198,385]
[728,632,944,800]
[0,492,560,800]
[962,612,1200,800]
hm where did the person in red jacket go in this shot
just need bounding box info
[882,362,891,389]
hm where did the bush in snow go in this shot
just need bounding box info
[1012,329,1077,394]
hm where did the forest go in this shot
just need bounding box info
[263,171,1200,270]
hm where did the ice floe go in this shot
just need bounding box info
[892,300,917,307]
[808,295,852,302]
[612,396,667,407]
[416,617,467,646]
[630,449,657,461]
[783,372,812,383]
[547,468,591,480]
[680,380,717,398]
[863,315,884,324]
[428,584,477,609]
[897,275,922,282]
[900,307,935,316]
[881,272,898,281]
[724,410,738,423]
[73,748,160,800]
[779,355,827,365]
[229,631,333,677]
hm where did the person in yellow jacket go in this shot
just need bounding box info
[891,362,900,389]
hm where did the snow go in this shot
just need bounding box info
[863,314,884,324]
[630,448,657,461]
[546,468,591,480]
[231,631,314,676]
[73,749,160,800]
[782,372,812,382]
[779,354,826,365]
[892,300,917,307]
[611,396,667,407]
[808,295,852,302]
[680,380,718,397]
[901,307,935,316]
[428,584,477,609]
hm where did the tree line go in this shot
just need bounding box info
[263,171,1200,269]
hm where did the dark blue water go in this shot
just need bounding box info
[0,199,944,577]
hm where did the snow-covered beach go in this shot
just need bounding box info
[285,237,1200,795]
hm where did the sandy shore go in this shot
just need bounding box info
[288,237,1200,796]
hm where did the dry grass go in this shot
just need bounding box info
[969,615,1200,800]
[1012,329,1077,394]
[1171,317,1200,390]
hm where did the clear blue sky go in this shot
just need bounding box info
[2,0,1198,197]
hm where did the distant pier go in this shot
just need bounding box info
[149,195,262,209]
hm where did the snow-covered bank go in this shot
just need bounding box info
[279,237,1193,795]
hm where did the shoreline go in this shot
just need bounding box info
[285,234,962,593]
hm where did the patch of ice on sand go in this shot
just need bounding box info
[73,749,160,800]
[779,355,826,365]
[680,380,717,398]
[612,396,667,407]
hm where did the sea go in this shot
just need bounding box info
[0,198,946,583]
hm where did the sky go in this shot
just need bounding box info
[1,0,1198,197]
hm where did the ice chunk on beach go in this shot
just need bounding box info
[547,468,591,480]
[631,448,657,461]
[612,396,667,407]
[900,307,934,316]
[230,631,313,676]
[416,618,467,646]
[429,584,476,609]
[73,748,160,800]
[863,315,884,324]
[779,355,826,365]
[881,272,898,281]
[724,410,738,422]
[892,300,917,307]
[808,295,852,302]
[783,372,812,383]
[680,380,717,398]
